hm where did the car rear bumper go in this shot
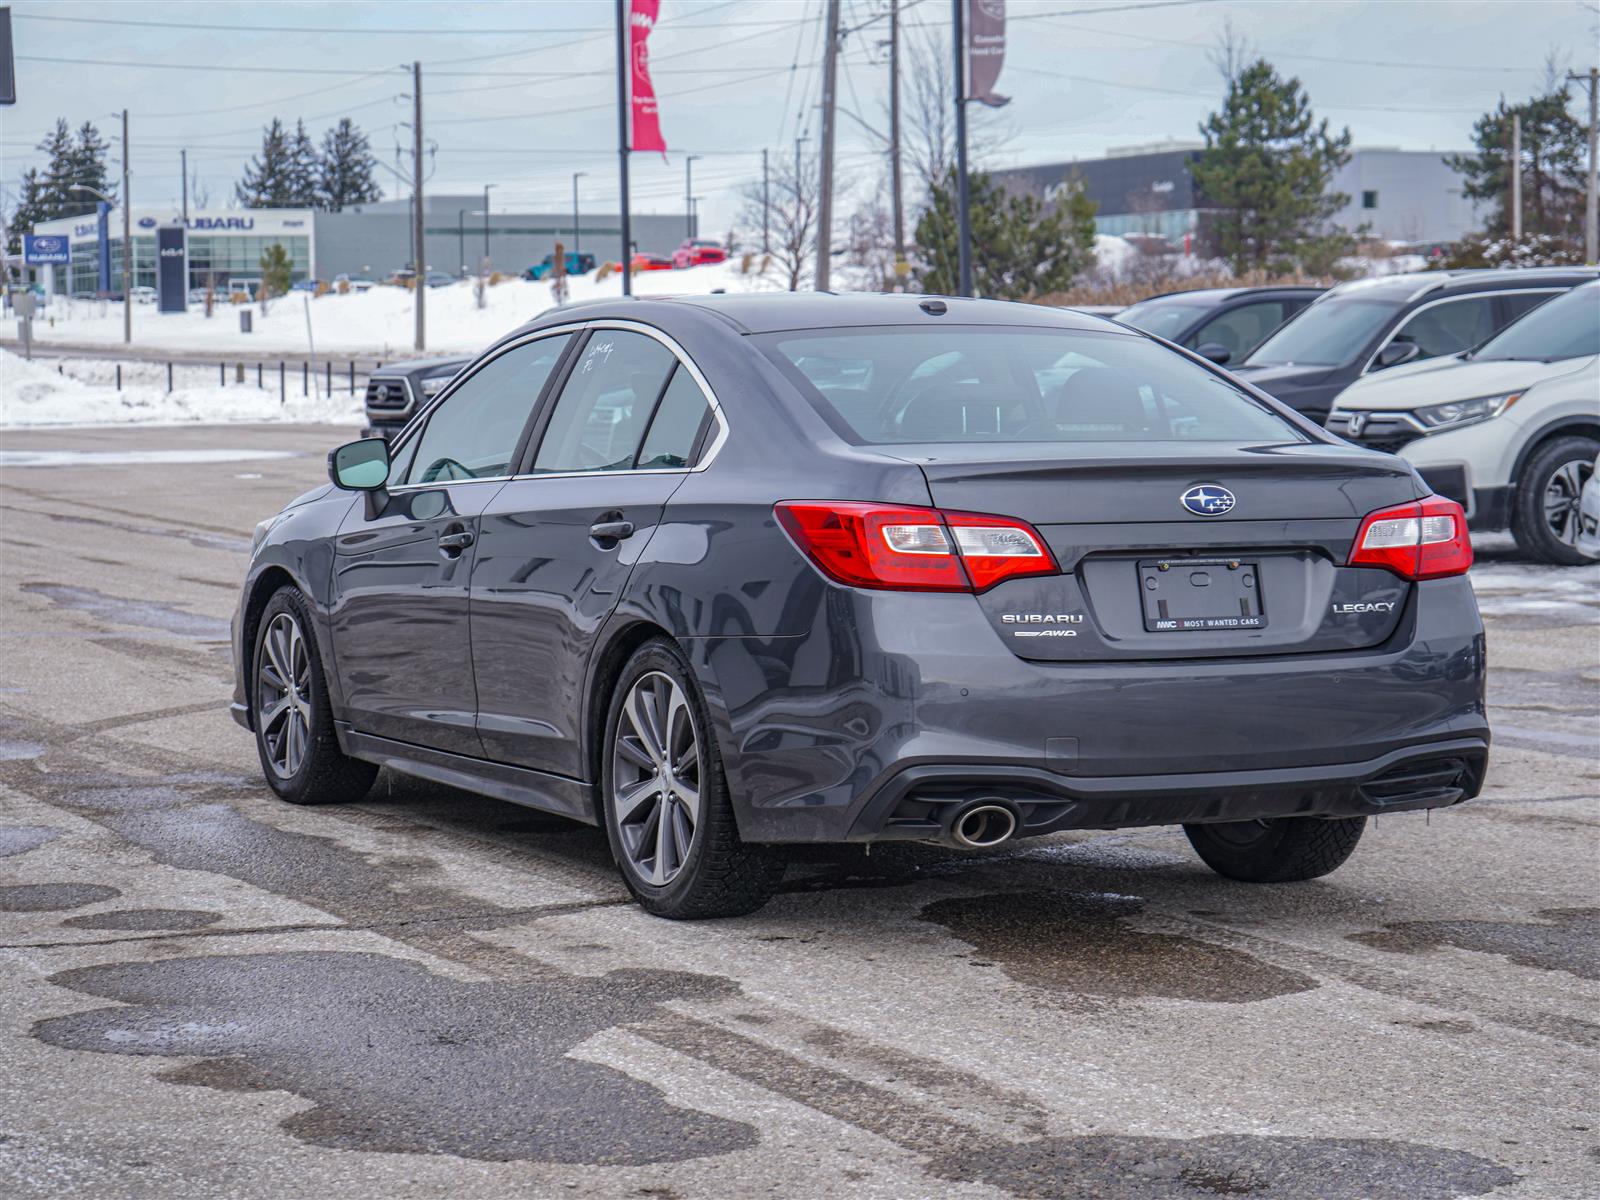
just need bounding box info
[842,737,1488,842]
[695,576,1488,844]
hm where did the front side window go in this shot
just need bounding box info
[1390,297,1496,360]
[1245,298,1401,367]
[1188,301,1290,360]
[406,334,572,484]
[532,331,676,473]
[760,327,1306,446]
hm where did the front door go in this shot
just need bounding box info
[471,330,717,776]
[329,331,575,754]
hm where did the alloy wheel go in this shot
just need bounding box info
[611,671,702,886]
[1543,457,1592,547]
[257,612,312,779]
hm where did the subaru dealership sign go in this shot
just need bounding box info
[22,234,69,265]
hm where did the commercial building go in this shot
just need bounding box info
[31,194,687,297]
[994,142,1480,247]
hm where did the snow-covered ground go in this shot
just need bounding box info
[21,259,783,358]
[0,349,362,427]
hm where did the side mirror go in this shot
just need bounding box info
[1375,341,1421,370]
[329,437,390,490]
[1195,342,1232,365]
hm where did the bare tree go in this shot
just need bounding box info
[188,171,213,211]
[1208,17,1253,85]
[741,150,818,291]
[899,28,1014,201]
[846,189,897,290]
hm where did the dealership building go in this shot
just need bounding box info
[30,194,688,297]
[994,142,1480,247]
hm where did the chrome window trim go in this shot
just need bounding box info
[381,318,728,495]
[1360,288,1562,377]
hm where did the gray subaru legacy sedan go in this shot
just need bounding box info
[232,293,1488,918]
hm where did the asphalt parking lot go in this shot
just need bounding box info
[1,423,1596,1200]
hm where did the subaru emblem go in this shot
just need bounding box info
[1180,485,1235,517]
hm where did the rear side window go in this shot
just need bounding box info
[637,366,713,469]
[533,331,676,473]
[407,334,572,484]
[759,327,1305,445]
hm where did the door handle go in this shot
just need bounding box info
[437,529,475,554]
[589,519,635,542]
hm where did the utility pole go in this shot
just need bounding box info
[457,208,467,275]
[761,148,770,253]
[615,0,632,296]
[482,182,494,264]
[120,108,130,344]
[1510,113,1522,241]
[795,133,808,185]
[572,171,585,255]
[180,147,188,225]
[814,0,840,292]
[952,0,972,297]
[889,0,905,282]
[683,156,700,239]
[411,60,425,351]
[1570,67,1599,265]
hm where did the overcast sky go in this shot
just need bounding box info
[2,0,1595,243]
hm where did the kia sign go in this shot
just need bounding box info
[156,226,187,314]
[23,234,70,265]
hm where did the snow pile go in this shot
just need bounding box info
[0,350,362,428]
[27,258,785,358]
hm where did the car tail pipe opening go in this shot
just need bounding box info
[941,800,1021,850]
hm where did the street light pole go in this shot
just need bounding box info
[457,208,467,275]
[684,155,700,239]
[952,0,972,297]
[120,108,131,343]
[482,183,495,265]
[572,172,586,256]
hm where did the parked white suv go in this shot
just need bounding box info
[1326,281,1600,563]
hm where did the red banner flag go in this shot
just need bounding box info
[629,0,666,154]
[967,0,1009,109]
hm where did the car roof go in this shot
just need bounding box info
[520,292,1124,336]
[1321,267,1600,305]
[1127,285,1326,306]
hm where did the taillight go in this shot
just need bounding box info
[1348,495,1472,580]
[774,501,1057,593]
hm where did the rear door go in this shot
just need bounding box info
[470,327,718,775]
[329,333,573,754]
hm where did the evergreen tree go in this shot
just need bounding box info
[259,242,292,302]
[288,119,321,207]
[235,119,298,207]
[36,119,79,216]
[6,168,46,254]
[914,169,1097,299]
[318,118,382,211]
[68,121,115,206]
[1191,60,1354,271]
[1445,90,1588,244]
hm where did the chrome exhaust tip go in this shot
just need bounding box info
[946,802,1019,850]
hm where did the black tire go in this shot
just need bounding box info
[1183,816,1366,883]
[599,639,781,919]
[251,586,377,806]
[1511,435,1599,565]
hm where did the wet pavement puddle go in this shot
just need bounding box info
[920,891,1318,1003]
[20,583,230,639]
[0,883,121,912]
[0,825,60,857]
[34,951,757,1165]
[1349,908,1600,981]
[62,908,222,932]
[928,1133,1517,1199]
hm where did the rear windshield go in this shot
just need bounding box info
[1470,285,1599,362]
[1244,298,1400,367]
[758,327,1306,445]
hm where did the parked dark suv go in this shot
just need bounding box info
[235,294,1488,919]
[1232,268,1598,423]
[361,355,470,441]
[1116,285,1324,365]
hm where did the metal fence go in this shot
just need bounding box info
[44,357,380,404]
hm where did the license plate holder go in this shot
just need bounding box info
[1139,558,1265,632]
